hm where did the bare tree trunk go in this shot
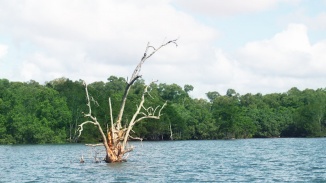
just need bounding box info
[77,39,177,163]
[169,122,173,140]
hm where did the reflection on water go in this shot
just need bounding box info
[1,138,326,182]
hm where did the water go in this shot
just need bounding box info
[1,138,326,182]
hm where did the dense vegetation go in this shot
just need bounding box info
[0,77,325,144]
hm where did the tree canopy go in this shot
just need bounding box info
[0,78,325,144]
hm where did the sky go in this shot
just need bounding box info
[0,0,326,99]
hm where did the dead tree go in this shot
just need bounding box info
[77,39,177,163]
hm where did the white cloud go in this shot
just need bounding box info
[281,9,326,32]
[20,52,64,81]
[0,1,325,99]
[174,0,299,16]
[307,12,326,30]
[21,62,41,81]
[189,23,326,97]
[238,24,313,77]
[0,44,8,59]
[233,23,326,93]
[0,0,218,86]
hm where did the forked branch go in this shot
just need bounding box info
[131,39,178,82]
[77,82,110,153]
[122,82,167,149]
[115,39,178,129]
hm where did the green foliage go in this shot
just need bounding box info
[0,76,325,144]
[0,79,71,144]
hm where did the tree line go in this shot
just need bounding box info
[0,77,325,144]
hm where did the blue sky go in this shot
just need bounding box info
[0,0,326,98]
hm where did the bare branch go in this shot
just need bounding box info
[139,112,147,116]
[133,116,157,125]
[77,121,98,137]
[169,122,173,140]
[129,135,143,141]
[147,91,155,99]
[115,39,178,129]
[143,39,178,63]
[83,81,92,115]
[91,96,99,107]
[158,101,168,116]
[109,97,114,129]
[153,105,160,115]
[108,97,117,144]
[78,82,111,162]
[121,81,168,149]
[148,46,156,51]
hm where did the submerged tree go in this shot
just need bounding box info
[77,39,178,163]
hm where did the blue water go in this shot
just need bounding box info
[1,138,326,182]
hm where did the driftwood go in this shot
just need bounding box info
[77,39,177,163]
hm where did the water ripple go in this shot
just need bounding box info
[1,138,326,182]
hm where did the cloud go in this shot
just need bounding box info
[20,52,65,81]
[191,23,326,97]
[0,44,8,59]
[307,12,326,30]
[1,1,325,99]
[0,0,218,86]
[174,0,299,16]
[280,8,326,31]
[238,24,312,77]
[233,23,326,93]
